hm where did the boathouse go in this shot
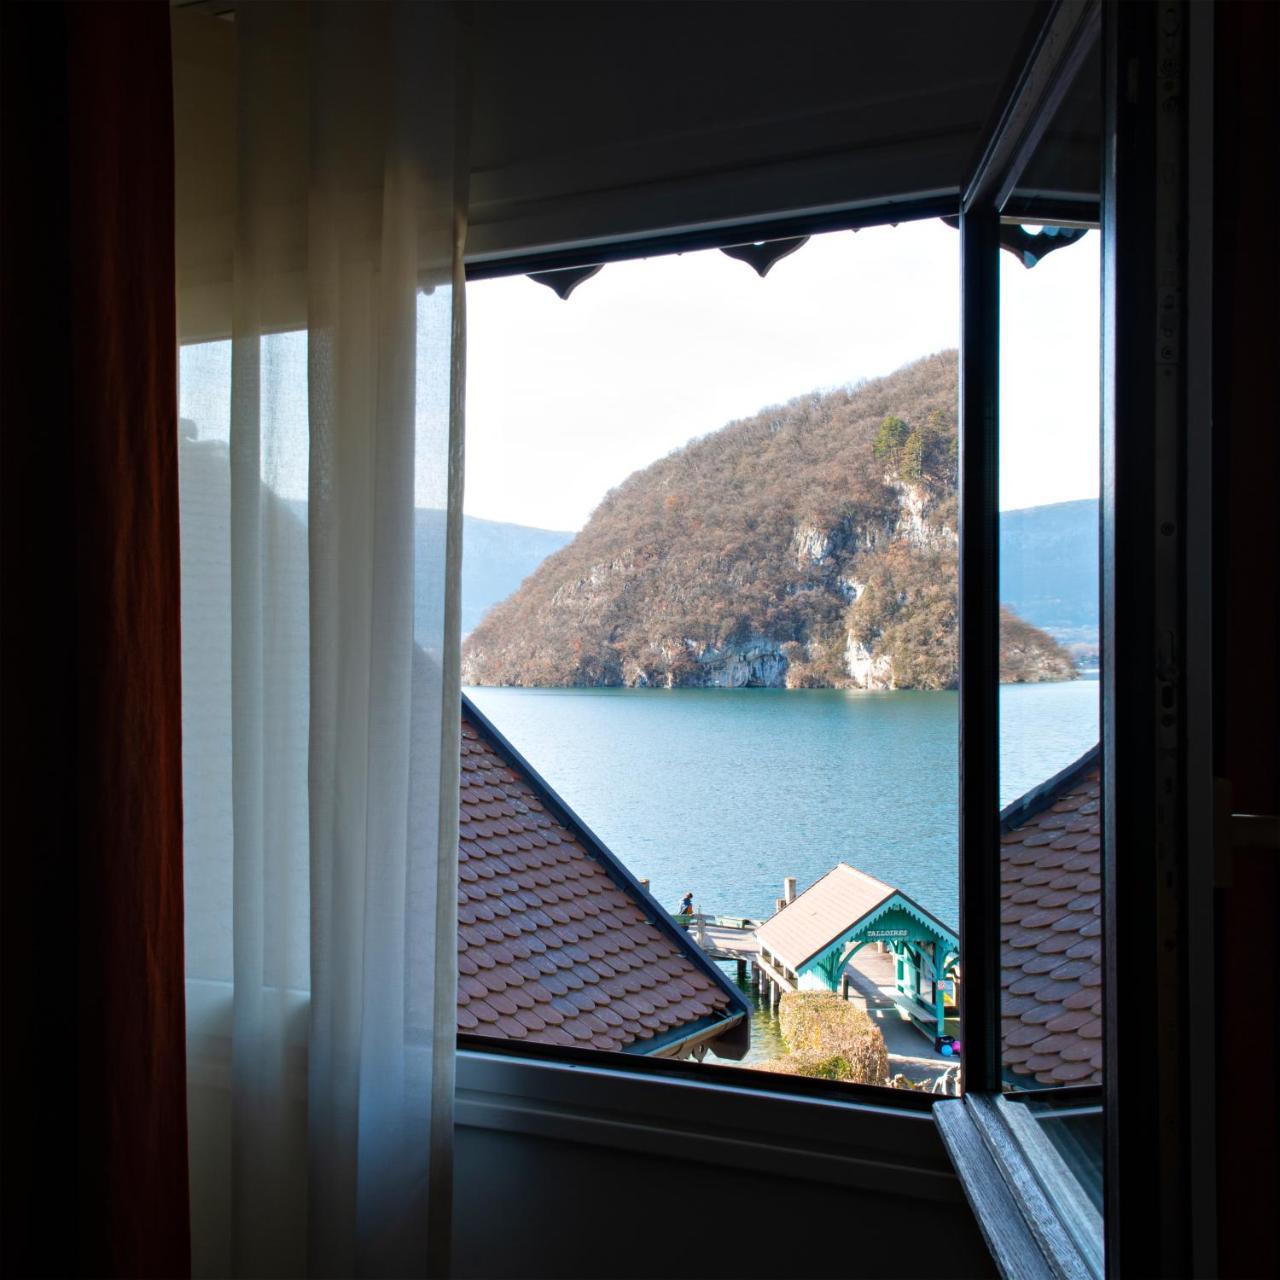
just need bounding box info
[754,865,960,1041]
[1000,746,1102,1087]
[457,695,751,1060]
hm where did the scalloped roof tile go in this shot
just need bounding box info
[458,698,744,1058]
[1001,751,1103,1087]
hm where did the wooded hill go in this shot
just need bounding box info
[462,351,1074,690]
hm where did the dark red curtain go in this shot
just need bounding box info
[1,3,190,1276]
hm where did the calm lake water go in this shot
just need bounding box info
[467,679,1098,1065]
[466,679,1099,933]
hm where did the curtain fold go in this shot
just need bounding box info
[179,4,466,1276]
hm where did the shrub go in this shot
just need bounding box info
[754,1050,858,1081]
[763,990,890,1086]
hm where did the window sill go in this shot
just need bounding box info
[935,1093,1100,1280]
[457,1044,965,1206]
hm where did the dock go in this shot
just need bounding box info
[666,870,961,1072]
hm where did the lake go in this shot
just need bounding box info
[465,678,1100,933]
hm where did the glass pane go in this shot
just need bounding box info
[1000,1091,1104,1275]
[463,221,967,1090]
[997,34,1102,1096]
[996,34,1104,1276]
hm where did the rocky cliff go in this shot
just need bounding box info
[462,351,1074,690]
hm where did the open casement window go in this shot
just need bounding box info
[170,0,1079,1069]
[938,2,1210,1278]
[450,0,1154,1173]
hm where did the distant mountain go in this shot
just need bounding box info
[999,499,1099,651]
[269,500,571,641]
[459,516,574,636]
[462,352,1076,690]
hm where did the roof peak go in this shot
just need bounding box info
[833,862,896,892]
[1000,742,1101,833]
[759,862,957,972]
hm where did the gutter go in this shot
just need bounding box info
[624,1010,749,1061]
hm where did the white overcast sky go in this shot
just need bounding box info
[180,218,1100,525]
[465,218,1100,530]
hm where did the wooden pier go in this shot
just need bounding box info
[667,870,960,1053]
[669,914,794,1011]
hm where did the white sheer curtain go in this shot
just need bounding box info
[177,4,465,1276]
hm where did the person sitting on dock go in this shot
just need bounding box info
[678,892,694,917]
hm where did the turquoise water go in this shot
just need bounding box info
[466,679,1099,933]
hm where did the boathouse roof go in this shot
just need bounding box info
[457,695,750,1059]
[1000,745,1102,1087]
[755,863,958,973]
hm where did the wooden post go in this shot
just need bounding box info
[784,876,797,904]
[640,878,650,893]
[774,897,786,916]
[736,958,746,983]
[842,974,850,1001]
[695,909,705,946]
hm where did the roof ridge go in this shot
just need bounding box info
[760,861,956,973]
[1000,742,1101,833]
[835,861,896,893]
[458,693,752,1045]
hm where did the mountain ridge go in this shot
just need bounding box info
[463,352,1076,690]
[458,515,574,636]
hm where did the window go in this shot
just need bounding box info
[937,4,1124,1276]
[993,40,1105,1271]
[170,4,1220,1276]
[461,221,969,1089]
[458,196,1111,1122]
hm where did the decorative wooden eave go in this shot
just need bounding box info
[800,893,960,989]
[757,863,958,977]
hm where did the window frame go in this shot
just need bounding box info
[453,15,1098,1116]
[945,2,1110,1276]
[943,2,1209,1278]
[457,6,1207,1276]
[458,201,966,1106]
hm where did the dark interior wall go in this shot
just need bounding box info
[466,0,1041,259]
[1214,3,1279,1277]
[454,1126,997,1280]
[471,1,1021,171]
[451,1052,996,1279]
[173,0,1044,326]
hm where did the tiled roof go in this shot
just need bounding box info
[755,863,956,972]
[756,865,895,970]
[457,697,746,1057]
[1000,748,1103,1087]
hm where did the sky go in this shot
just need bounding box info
[179,217,1101,525]
[466,218,1101,530]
